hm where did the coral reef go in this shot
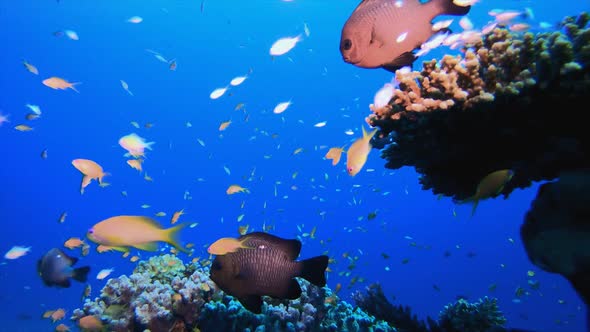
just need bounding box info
[438,297,507,332]
[354,283,516,332]
[72,255,395,332]
[366,12,590,201]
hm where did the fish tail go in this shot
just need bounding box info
[164,223,191,254]
[300,255,329,287]
[436,0,471,16]
[72,266,91,282]
[70,82,82,93]
[99,172,111,184]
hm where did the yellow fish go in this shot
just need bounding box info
[86,215,189,253]
[462,169,514,216]
[207,237,254,255]
[346,126,378,176]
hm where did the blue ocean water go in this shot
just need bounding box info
[1,0,589,331]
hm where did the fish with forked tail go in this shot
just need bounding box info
[340,0,471,72]
[209,232,329,313]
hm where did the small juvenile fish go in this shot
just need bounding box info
[96,268,114,280]
[22,60,39,75]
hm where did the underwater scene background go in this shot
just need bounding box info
[1,0,589,331]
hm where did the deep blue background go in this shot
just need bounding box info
[1,0,589,331]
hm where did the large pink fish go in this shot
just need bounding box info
[340,0,471,72]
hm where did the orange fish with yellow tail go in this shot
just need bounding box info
[86,215,190,254]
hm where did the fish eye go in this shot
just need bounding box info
[342,39,352,51]
[87,229,94,234]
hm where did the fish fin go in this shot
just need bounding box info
[98,172,110,184]
[62,251,79,266]
[133,242,159,251]
[436,0,471,16]
[164,223,191,254]
[286,279,302,299]
[239,295,263,314]
[69,82,82,93]
[382,52,416,73]
[37,259,42,274]
[72,266,91,283]
[110,246,130,253]
[300,255,329,287]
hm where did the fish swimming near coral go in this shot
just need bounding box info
[37,248,90,288]
[340,0,471,72]
[86,215,190,254]
[209,232,329,313]
[461,169,514,216]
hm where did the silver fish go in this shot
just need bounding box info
[340,0,471,72]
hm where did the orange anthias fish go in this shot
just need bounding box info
[219,120,231,131]
[170,209,185,224]
[207,237,255,255]
[325,146,346,166]
[42,77,81,92]
[71,159,109,194]
[86,215,190,253]
[340,0,470,72]
[78,315,103,331]
[346,126,378,176]
[64,237,85,249]
[226,184,250,195]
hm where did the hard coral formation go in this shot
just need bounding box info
[438,297,507,332]
[367,12,590,201]
[73,255,394,332]
[354,283,512,332]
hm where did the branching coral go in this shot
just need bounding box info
[366,12,590,201]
